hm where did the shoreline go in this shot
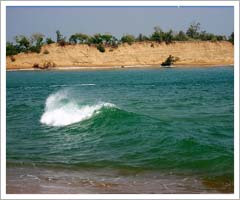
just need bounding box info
[6,64,234,72]
[6,164,233,194]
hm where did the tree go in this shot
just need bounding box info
[109,36,119,47]
[216,35,226,41]
[29,33,45,53]
[136,34,149,42]
[151,26,164,43]
[100,34,120,46]
[46,37,55,44]
[56,30,63,43]
[137,33,143,42]
[154,26,162,33]
[186,22,201,39]
[69,33,89,44]
[198,31,226,42]
[121,34,135,45]
[14,34,44,54]
[76,33,89,44]
[56,30,67,46]
[174,31,188,41]
[6,42,18,56]
[90,34,104,44]
[29,46,41,53]
[69,34,78,44]
[101,34,112,45]
[15,35,30,52]
[163,30,173,44]
[228,32,234,45]
[27,33,45,53]
[30,33,45,46]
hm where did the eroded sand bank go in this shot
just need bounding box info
[6,41,234,70]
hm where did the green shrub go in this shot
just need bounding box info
[228,32,234,45]
[161,55,179,66]
[211,37,217,42]
[6,42,19,56]
[216,35,226,41]
[121,34,135,45]
[97,44,105,53]
[69,34,78,44]
[186,22,201,39]
[31,33,44,47]
[46,38,54,44]
[163,30,173,44]
[136,33,149,42]
[56,30,63,43]
[29,45,41,53]
[174,31,188,41]
[56,30,68,46]
[151,26,164,43]
[15,35,30,51]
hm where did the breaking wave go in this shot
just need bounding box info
[40,89,116,127]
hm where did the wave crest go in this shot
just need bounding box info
[40,90,115,127]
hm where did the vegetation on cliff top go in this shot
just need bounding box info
[6,22,234,56]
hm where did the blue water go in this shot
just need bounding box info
[6,67,234,182]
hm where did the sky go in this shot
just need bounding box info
[6,6,234,42]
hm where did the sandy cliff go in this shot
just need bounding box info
[6,41,234,70]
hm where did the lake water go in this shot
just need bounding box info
[6,66,234,193]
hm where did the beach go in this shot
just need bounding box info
[6,64,234,72]
[7,163,232,194]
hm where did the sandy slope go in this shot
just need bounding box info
[6,41,234,70]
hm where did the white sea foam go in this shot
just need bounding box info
[40,89,115,127]
[49,84,68,88]
[80,83,96,86]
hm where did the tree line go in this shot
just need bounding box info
[7,22,234,56]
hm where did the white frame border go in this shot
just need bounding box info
[1,1,239,199]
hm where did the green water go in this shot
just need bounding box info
[7,67,234,180]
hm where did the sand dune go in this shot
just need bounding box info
[6,41,234,70]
